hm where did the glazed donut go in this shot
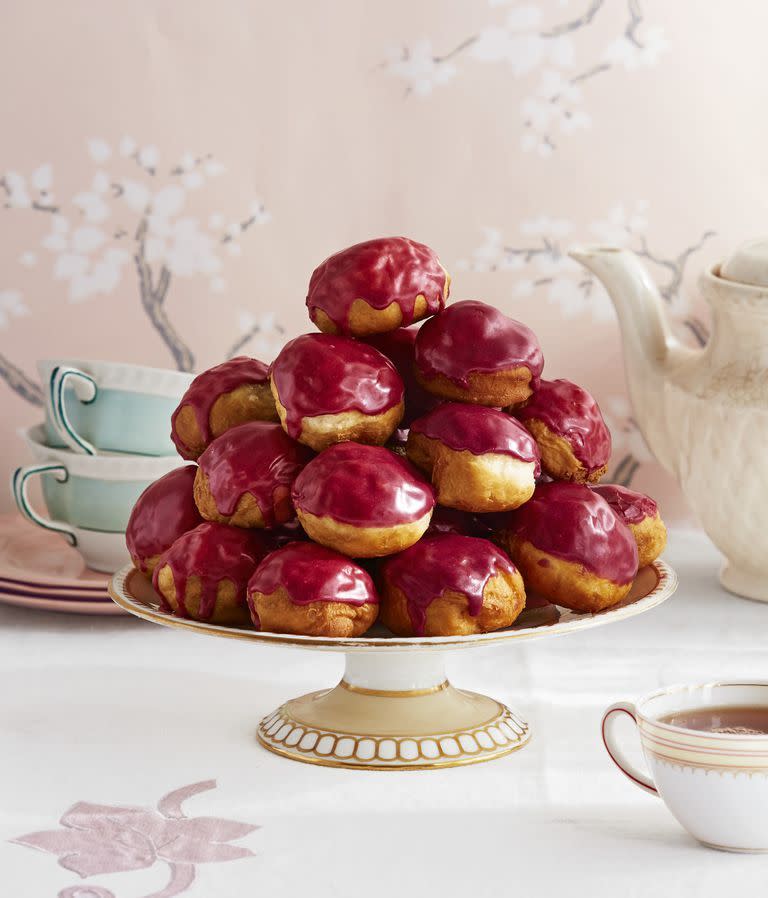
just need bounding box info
[291,442,435,557]
[365,326,441,428]
[497,482,638,613]
[414,300,544,406]
[306,236,450,337]
[247,542,379,637]
[194,421,312,528]
[378,534,526,637]
[171,357,278,460]
[270,333,404,451]
[153,521,270,625]
[407,403,540,512]
[591,484,667,567]
[513,379,610,483]
[126,465,203,576]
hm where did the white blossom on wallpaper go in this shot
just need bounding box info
[458,203,714,484]
[228,311,286,361]
[382,0,667,156]
[0,139,274,404]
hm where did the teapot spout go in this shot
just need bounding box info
[568,246,687,474]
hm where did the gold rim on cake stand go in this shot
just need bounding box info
[110,560,676,770]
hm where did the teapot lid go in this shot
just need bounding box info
[720,238,768,286]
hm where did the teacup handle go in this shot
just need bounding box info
[601,702,658,796]
[11,463,77,546]
[49,365,98,456]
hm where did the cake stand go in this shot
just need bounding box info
[109,561,676,770]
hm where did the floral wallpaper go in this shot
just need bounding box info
[382,0,667,155]
[1,141,274,393]
[2,0,765,522]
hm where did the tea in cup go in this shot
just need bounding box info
[602,681,768,852]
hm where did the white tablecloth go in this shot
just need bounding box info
[2,529,766,897]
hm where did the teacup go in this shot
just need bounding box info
[602,682,768,852]
[11,425,182,572]
[38,359,193,456]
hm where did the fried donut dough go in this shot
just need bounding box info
[379,534,526,636]
[513,379,610,483]
[498,482,638,613]
[306,236,450,337]
[194,421,312,528]
[414,300,544,407]
[270,333,404,451]
[291,442,435,557]
[407,403,540,512]
[153,521,270,625]
[171,357,277,460]
[248,542,379,637]
[591,484,667,567]
[126,465,203,576]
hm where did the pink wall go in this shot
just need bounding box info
[2,1,765,522]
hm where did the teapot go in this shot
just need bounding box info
[570,240,768,601]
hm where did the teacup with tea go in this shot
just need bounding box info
[602,681,768,852]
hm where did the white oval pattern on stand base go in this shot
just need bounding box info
[258,684,530,770]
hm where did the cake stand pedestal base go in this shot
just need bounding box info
[257,650,529,769]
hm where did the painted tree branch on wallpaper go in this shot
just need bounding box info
[382,0,668,155]
[1,139,281,405]
[458,202,715,485]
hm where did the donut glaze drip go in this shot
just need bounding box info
[382,535,517,636]
[415,300,544,389]
[365,327,441,426]
[306,236,448,333]
[270,333,404,439]
[153,521,270,620]
[411,403,541,475]
[292,442,435,527]
[508,482,638,584]
[171,356,270,459]
[592,484,658,525]
[198,421,312,524]
[248,543,378,617]
[516,379,611,471]
[126,466,203,571]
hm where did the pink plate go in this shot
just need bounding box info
[0,513,126,615]
[0,588,126,614]
[0,513,108,587]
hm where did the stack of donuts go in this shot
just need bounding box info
[126,236,667,638]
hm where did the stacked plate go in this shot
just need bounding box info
[0,514,125,615]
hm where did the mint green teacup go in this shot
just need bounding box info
[11,426,183,572]
[38,359,193,457]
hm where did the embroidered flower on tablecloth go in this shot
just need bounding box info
[58,887,116,898]
[12,780,258,898]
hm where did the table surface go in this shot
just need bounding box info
[2,528,767,897]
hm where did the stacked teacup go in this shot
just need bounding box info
[11,360,193,573]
